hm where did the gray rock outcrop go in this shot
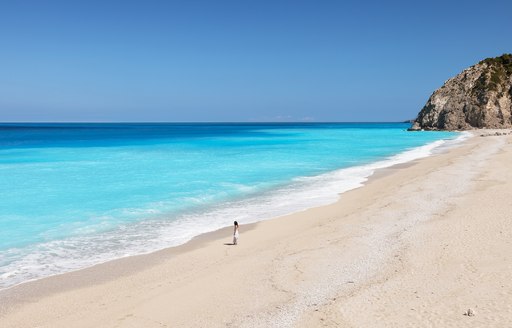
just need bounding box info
[412,54,512,130]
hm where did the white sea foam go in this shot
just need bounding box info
[0,133,469,290]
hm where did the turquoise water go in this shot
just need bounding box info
[0,123,460,289]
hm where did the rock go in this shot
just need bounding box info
[478,129,512,137]
[412,54,512,130]
[407,122,423,131]
[464,308,475,316]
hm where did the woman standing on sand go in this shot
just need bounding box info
[233,221,239,245]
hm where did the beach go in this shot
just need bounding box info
[1,131,511,327]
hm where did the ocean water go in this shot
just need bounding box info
[0,123,460,289]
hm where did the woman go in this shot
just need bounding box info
[233,221,239,245]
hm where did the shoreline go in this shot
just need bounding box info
[0,131,463,293]
[0,157,405,308]
[0,132,469,303]
[2,130,512,327]
[0,221,261,306]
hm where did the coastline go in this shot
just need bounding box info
[0,130,462,291]
[2,130,512,327]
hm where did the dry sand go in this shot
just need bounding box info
[1,131,512,327]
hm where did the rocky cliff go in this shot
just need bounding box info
[411,54,512,130]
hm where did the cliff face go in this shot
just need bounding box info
[412,54,512,130]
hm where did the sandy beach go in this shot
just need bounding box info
[1,131,512,327]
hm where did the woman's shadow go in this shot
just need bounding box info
[223,243,236,246]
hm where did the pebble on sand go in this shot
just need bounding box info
[463,308,475,317]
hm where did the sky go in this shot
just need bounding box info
[0,0,510,122]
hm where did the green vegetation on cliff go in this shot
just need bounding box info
[474,54,512,93]
[480,53,512,74]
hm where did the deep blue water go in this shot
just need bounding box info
[0,123,459,289]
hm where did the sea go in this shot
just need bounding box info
[0,123,462,290]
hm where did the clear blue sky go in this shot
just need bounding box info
[0,0,510,122]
